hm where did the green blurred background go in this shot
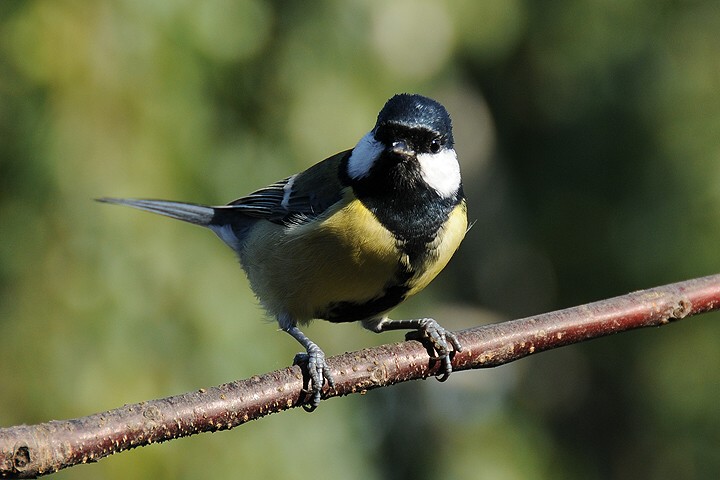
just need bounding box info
[1,0,720,478]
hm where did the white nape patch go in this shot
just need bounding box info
[347,131,383,180]
[281,174,296,210]
[417,148,462,198]
[210,223,240,250]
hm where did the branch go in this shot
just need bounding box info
[2,274,720,478]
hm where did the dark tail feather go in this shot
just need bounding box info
[97,198,216,226]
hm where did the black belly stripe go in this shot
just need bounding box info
[342,154,464,266]
[325,152,465,322]
[319,281,411,323]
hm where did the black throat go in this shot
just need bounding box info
[320,151,463,324]
[340,151,463,269]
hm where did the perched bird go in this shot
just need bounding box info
[100,93,467,410]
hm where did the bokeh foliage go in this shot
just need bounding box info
[1,1,719,478]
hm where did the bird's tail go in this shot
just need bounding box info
[97,197,255,250]
[97,198,217,226]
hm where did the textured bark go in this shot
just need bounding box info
[2,274,719,478]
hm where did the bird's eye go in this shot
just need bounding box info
[430,139,442,154]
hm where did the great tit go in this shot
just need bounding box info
[100,93,467,410]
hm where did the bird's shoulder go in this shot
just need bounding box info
[223,149,352,226]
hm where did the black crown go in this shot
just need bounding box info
[375,94,454,146]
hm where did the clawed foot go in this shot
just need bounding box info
[293,347,335,412]
[405,318,463,382]
[283,324,335,411]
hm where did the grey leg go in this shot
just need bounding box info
[374,318,462,381]
[283,325,334,411]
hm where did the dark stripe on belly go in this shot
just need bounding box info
[317,282,411,323]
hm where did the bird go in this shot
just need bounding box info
[99,93,468,410]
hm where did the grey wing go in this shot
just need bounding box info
[225,178,291,221]
[223,150,351,226]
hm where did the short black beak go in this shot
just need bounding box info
[391,140,415,157]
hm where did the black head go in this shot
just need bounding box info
[341,94,463,257]
[373,93,454,151]
[345,93,460,197]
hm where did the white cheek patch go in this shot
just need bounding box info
[347,131,383,180]
[417,148,461,198]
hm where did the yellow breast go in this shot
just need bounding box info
[405,200,468,297]
[239,191,467,323]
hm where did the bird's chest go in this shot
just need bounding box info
[240,195,465,323]
[315,198,406,277]
[309,197,466,318]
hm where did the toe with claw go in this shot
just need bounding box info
[406,318,463,381]
[293,347,335,412]
[283,324,335,411]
